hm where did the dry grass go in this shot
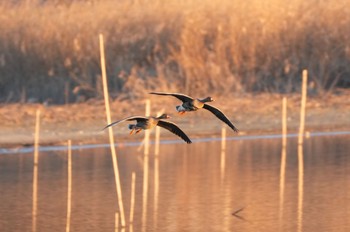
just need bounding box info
[0,0,349,103]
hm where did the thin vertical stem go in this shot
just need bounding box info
[153,115,160,227]
[298,70,308,145]
[141,155,149,232]
[115,212,119,232]
[144,99,151,156]
[32,109,40,232]
[142,100,151,232]
[282,97,287,148]
[66,140,72,232]
[129,172,136,223]
[279,97,287,230]
[99,34,125,227]
[154,126,160,157]
[220,126,226,180]
[297,70,307,231]
[297,144,304,232]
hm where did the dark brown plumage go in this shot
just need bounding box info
[149,92,239,133]
[103,114,192,144]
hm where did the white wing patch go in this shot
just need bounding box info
[176,105,186,112]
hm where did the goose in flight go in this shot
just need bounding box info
[149,92,239,133]
[103,113,192,144]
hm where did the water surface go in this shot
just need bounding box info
[1,135,349,232]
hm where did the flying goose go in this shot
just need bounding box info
[103,113,192,143]
[149,92,239,133]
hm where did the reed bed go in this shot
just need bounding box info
[0,0,349,103]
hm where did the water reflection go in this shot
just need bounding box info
[0,135,350,232]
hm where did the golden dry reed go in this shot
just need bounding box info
[142,99,151,232]
[1,0,349,102]
[66,140,72,232]
[297,70,307,232]
[279,97,287,228]
[144,99,151,156]
[153,112,161,224]
[282,97,287,147]
[99,34,126,227]
[141,154,150,232]
[220,126,226,180]
[153,120,160,226]
[154,126,161,157]
[32,109,40,232]
[298,70,308,145]
[297,144,304,232]
[129,172,136,223]
[115,212,119,232]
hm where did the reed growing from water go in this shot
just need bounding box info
[100,34,126,227]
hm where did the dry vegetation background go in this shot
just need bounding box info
[0,0,350,104]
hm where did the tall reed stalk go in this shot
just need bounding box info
[32,109,40,232]
[99,34,126,227]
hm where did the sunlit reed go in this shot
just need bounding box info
[144,99,151,156]
[129,172,136,223]
[282,97,287,147]
[99,34,126,227]
[279,97,287,230]
[297,144,304,232]
[297,71,306,231]
[142,99,150,232]
[298,70,308,145]
[66,140,72,232]
[220,126,226,180]
[115,212,119,232]
[154,124,161,157]
[32,109,40,232]
[154,115,160,225]
[141,154,149,232]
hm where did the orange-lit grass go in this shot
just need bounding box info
[0,0,349,100]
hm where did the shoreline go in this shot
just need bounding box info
[1,91,349,149]
[2,130,350,154]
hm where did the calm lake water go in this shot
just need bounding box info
[0,134,349,232]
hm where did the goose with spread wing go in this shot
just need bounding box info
[103,113,192,144]
[149,92,239,133]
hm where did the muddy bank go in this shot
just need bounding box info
[0,91,349,148]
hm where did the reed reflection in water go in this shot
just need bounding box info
[0,135,350,232]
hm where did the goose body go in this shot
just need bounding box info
[103,114,192,144]
[149,92,239,133]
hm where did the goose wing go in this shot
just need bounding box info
[157,120,192,144]
[149,92,193,103]
[103,116,148,130]
[203,104,239,133]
